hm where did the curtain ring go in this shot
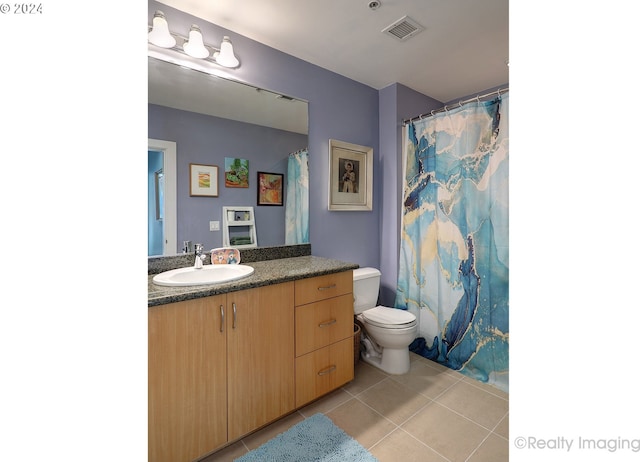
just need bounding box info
[458,101,463,107]
[497,89,502,97]
[431,110,436,116]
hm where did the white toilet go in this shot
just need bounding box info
[353,267,418,375]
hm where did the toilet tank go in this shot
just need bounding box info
[353,267,381,314]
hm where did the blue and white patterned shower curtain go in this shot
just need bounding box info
[285,149,309,244]
[395,94,509,392]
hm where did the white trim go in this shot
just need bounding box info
[148,139,177,255]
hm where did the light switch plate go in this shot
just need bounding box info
[209,221,220,231]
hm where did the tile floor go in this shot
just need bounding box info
[201,352,509,462]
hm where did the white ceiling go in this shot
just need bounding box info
[154,0,509,103]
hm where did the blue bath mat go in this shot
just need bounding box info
[234,413,378,462]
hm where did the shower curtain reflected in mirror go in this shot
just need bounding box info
[285,148,309,244]
[395,94,509,392]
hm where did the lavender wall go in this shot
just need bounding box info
[147,1,507,294]
[378,84,443,306]
[148,104,307,249]
[149,1,380,269]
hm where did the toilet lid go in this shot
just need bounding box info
[362,306,416,329]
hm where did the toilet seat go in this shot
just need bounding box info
[361,306,416,329]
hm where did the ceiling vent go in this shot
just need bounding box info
[382,15,424,41]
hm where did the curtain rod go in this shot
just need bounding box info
[402,87,509,126]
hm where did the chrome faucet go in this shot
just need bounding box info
[194,243,205,269]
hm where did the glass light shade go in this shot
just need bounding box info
[148,11,176,48]
[214,36,239,68]
[183,25,209,59]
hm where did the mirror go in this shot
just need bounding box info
[148,57,309,256]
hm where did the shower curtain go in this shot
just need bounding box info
[395,94,509,392]
[285,149,309,244]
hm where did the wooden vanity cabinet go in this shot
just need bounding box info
[148,282,295,462]
[294,271,354,407]
[148,295,227,462]
[226,282,295,441]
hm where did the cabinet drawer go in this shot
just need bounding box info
[295,337,354,408]
[295,271,353,306]
[295,293,353,357]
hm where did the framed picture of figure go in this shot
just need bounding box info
[328,139,373,211]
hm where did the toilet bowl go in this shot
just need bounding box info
[353,268,417,375]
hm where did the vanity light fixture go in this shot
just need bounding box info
[213,36,240,68]
[148,11,176,48]
[183,25,210,59]
[147,10,240,69]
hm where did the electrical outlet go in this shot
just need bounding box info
[209,221,220,231]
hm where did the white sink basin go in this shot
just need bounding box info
[152,264,255,287]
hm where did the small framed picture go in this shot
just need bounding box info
[328,139,373,211]
[225,157,249,188]
[189,163,219,197]
[257,171,284,206]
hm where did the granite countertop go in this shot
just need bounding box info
[148,255,359,307]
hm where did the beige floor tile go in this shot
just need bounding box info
[358,377,431,425]
[389,360,461,399]
[493,413,508,439]
[403,402,489,462]
[412,355,465,377]
[435,380,508,429]
[369,428,449,462]
[239,411,304,450]
[466,433,509,462]
[201,352,510,461]
[326,398,397,449]
[298,388,353,417]
[342,361,389,395]
[461,375,509,400]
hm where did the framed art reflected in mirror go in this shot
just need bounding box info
[257,171,284,206]
[189,163,219,197]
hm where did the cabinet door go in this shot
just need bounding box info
[149,296,227,462]
[295,337,354,407]
[294,271,353,306]
[227,282,295,441]
[295,293,354,356]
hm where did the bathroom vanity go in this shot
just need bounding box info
[148,251,358,462]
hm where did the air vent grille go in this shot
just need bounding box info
[382,16,424,41]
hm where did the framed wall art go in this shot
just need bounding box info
[328,139,373,211]
[257,171,284,206]
[225,157,249,188]
[189,163,219,197]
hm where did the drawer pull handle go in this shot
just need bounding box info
[317,365,337,376]
[318,319,337,328]
[220,305,225,333]
[317,284,337,291]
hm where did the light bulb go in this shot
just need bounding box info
[183,25,209,59]
[148,11,176,48]
[214,36,239,68]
